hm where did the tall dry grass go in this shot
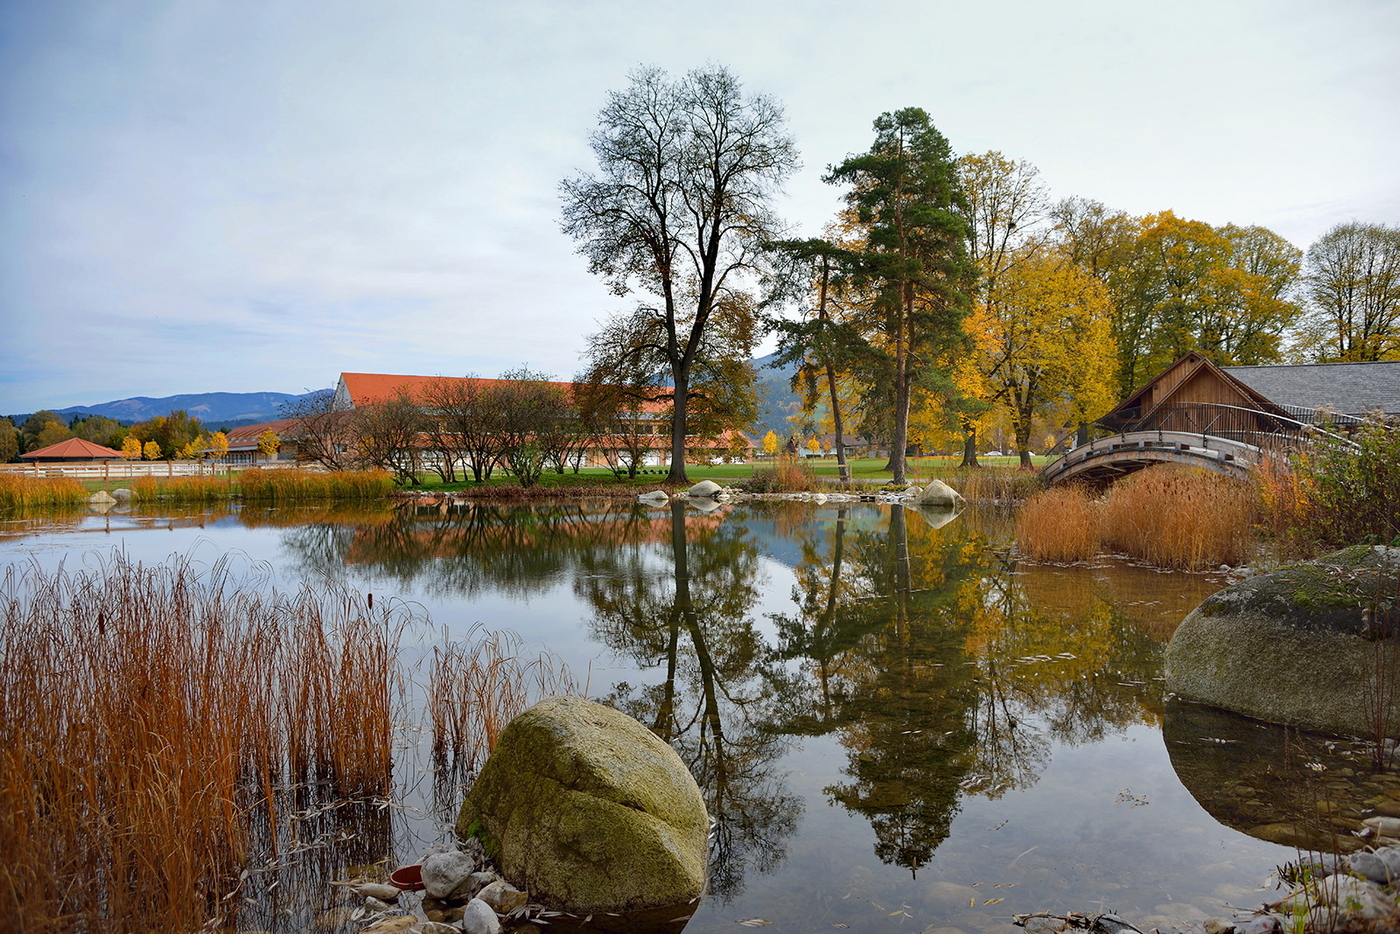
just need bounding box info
[1017,484,1100,562]
[1015,466,1255,569]
[238,467,395,502]
[1101,465,1255,570]
[0,552,410,933]
[943,467,1044,504]
[428,625,577,768]
[0,475,87,509]
[740,458,820,493]
[129,474,233,503]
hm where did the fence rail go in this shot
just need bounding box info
[0,460,308,481]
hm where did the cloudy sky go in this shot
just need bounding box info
[2,0,1396,413]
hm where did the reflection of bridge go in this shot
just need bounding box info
[1041,403,1349,486]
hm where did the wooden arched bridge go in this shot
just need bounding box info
[1041,403,1353,487]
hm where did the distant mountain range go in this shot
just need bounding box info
[8,390,326,430]
[750,351,801,438]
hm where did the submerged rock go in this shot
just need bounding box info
[1165,546,1400,736]
[457,695,708,913]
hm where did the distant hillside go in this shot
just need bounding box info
[750,352,801,439]
[19,390,327,428]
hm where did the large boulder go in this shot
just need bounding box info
[686,479,724,498]
[916,479,964,508]
[457,696,708,913]
[1165,546,1400,737]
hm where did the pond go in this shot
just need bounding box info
[2,499,1382,933]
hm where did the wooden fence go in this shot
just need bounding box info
[0,460,307,481]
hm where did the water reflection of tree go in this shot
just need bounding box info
[273,502,662,598]
[770,503,1167,874]
[577,501,802,903]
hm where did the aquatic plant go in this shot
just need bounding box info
[0,475,86,509]
[428,625,578,768]
[1016,484,1099,562]
[0,552,411,933]
[1101,465,1255,570]
[1015,466,1254,570]
[128,474,233,503]
[237,467,395,502]
[736,458,820,493]
[943,467,1044,504]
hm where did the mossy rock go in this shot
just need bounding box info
[456,696,708,913]
[1166,546,1400,737]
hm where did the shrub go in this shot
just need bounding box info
[1293,418,1400,548]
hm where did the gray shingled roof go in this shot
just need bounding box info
[1223,361,1400,418]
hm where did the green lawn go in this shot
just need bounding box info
[407,455,1048,492]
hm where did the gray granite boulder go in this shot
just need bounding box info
[457,696,707,913]
[916,479,964,507]
[1166,546,1400,736]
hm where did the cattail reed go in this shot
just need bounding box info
[0,551,412,933]
[0,475,87,509]
[427,625,577,768]
[1017,484,1100,562]
[1101,465,1255,570]
[238,468,395,502]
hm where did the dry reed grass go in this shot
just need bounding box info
[0,475,87,510]
[0,552,412,933]
[238,467,395,502]
[427,624,578,769]
[942,468,1044,504]
[1101,465,1255,570]
[128,474,233,503]
[1017,485,1100,562]
[739,458,820,493]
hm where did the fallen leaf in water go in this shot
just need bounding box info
[983,898,1004,906]
[737,920,774,927]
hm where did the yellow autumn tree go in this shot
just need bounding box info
[142,441,162,461]
[969,242,1117,467]
[762,430,780,457]
[121,435,143,460]
[208,431,228,461]
[256,430,281,461]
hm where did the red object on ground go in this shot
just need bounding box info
[390,864,425,891]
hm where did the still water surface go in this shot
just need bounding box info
[0,500,1362,932]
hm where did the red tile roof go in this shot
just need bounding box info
[20,437,124,460]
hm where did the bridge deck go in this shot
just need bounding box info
[1041,430,1265,486]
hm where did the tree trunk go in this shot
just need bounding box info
[826,361,849,483]
[666,368,690,484]
[960,422,980,468]
[890,291,911,485]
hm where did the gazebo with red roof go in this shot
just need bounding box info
[20,438,124,462]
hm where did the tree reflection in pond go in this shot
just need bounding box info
[578,501,802,903]
[770,503,1170,876]
[268,499,1187,895]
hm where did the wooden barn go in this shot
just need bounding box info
[1097,351,1299,442]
